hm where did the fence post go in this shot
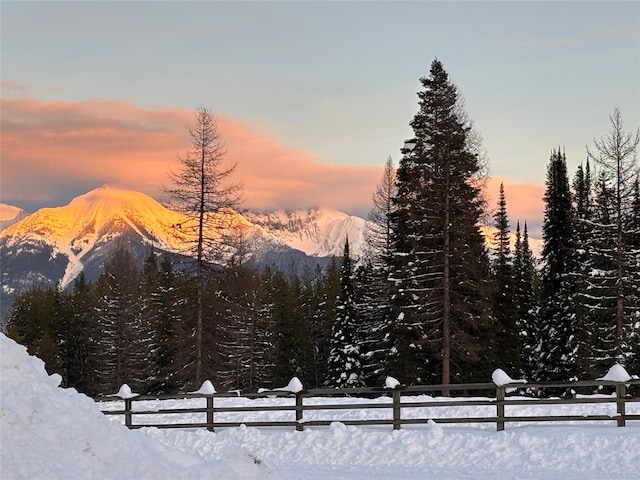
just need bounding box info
[392,389,401,430]
[496,385,505,431]
[295,392,304,431]
[206,396,215,432]
[616,383,626,427]
[124,398,132,429]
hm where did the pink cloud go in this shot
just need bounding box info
[0,96,545,235]
[0,97,381,216]
[485,176,545,238]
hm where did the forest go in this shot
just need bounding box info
[5,59,640,397]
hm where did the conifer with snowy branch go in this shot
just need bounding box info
[387,59,490,386]
[536,149,578,381]
[326,238,365,388]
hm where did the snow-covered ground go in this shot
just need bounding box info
[2,333,639,480]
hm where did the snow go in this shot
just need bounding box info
[189,380,217,395]
[597,364,632,382]
[384,376,401,389]
[0,203,27,231]
[0,203,24,222]
[272,377,304,393]
[0,333,276,479]
[492,368,527,387]
[112,384,139,399]
[2,333,640,480]
[245,207,368,258]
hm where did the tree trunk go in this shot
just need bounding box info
[195,141,206,386]
[442,165,451,394]
[615,149,624,357]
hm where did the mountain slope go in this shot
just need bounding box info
[0,203,28,231]
[1,185,542,321]
[245,208,367,258]
[0,186,369,317]
[1,185,193,288]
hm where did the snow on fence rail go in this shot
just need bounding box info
[97,378,640,432]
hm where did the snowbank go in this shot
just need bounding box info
[2,332,639,480]
[0,334,277,480]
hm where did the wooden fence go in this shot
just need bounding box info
[98,379,640,432]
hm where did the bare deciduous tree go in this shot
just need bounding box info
[364,155,396,266]
[165,106,243,385]
[587,107,639,358]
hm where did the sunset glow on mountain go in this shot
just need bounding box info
[2,97,547,236]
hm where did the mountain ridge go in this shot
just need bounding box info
[1,185,542,320]
[0,186,368,318]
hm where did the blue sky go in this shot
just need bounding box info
[1,1,639,233]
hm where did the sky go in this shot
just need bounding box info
[1,1,639,237]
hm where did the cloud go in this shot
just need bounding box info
[0,79,29,94]
[485,176,545,238]
[0,96,545,235]
[0,97,382,216]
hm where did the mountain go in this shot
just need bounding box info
[0,186,368,317]
[245,208,366,258]
[1,185,543,320]
[0,203,28,231]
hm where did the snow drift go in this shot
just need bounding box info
[2,332,639,479]
[0,333,277,480]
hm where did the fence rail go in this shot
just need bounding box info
[98,379,640,432]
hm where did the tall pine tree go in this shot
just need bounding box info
[513,222,539,378]
[388,59,490,387]
[326,238,365,388]
[488,183,520,375]
[536,149,578,382]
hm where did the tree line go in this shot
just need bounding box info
[5,59,640,396]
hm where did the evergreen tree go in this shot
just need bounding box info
[6,284,64,377]
[513,222,539,378]
[576,172,619,378]
[626,176,640,373]
[571,160,607,380]
[93,243,149,394]
[357,156,395,386]
[141,251,181,393]
[387,59,490,386]
[536,149,578,382]
[211,264,268,391]
[262,268,312,387]
[62,273,96,393]
[353,260,392,386]
[488,183,520,375]
[326,238,365,387]
[306,259,341,387]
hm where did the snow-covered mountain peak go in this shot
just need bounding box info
[246,207,368,258]
[3,185,187,251]
[0,187,370,298]
[1,186,198,289]
[0,203,26,222]
[0,203,28,231]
